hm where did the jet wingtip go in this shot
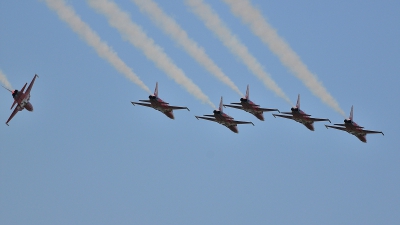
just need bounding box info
[325,125,329,129]
[130,102,136,106]
[195,116,199,120]
[272,114,277,118]
[5,122,9,126]
[186,107,190,111]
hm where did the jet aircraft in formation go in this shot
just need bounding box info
[2,74,38,126]
[223,85,280,121]
[195,96,254,133]
[131,82,189,119]
[325,106,384,143]
[2,78,384,142]
[272,94,331,131]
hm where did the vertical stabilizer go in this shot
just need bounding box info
[154,82,158,97]
[349,105,353,120]
[296,94,300,108]
[219,96,223,112]
[245,84,249,99]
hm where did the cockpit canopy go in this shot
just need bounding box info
[291,107,299,112]
[213,110,221,114]
[149,95,156,100]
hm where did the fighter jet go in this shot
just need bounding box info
[223,85,280,121]
[2,74,39,126]
[131,82,189,119]
[272,94,330,131]
[195,96,254,133]
[325,106,384,143]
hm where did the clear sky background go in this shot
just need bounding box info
[1,0,399,224]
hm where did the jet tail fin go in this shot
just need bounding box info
[245,84,249,99]
[154,82,158,97]
[296,94,300,108]
[219,96,223,112]
[349,105,353,120]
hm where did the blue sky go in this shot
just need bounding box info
[1,0,399,224]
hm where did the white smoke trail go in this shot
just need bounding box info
[132,0,243,97]
[223,0,345,116]
[0,69,13,90]
[44,0,151,94]
[186,0,292,106]
[87,0,215,109]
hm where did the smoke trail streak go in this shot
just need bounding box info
[186,0,292,105]
[44,0,151,94]
[223,0,345,116]
[132,0,243,96]
[88,0,215,109]
[0,69,13,90]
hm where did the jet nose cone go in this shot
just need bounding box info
[256,113,264,121]
[165,111,174,119]
[305,123,314,131]
[25,103,34,112]
[229,126,239,133]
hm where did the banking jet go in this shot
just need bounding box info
[195,96,254,133]
[325,106,384,143]
[223,85,280,121]
[2,74,39,126]
[272,94,330,131]
[131,82,189,119]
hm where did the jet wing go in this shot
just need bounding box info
[333,123,346,126]
[273,114,294,120]
[131,102,153,108]
[362,129,384,135]
[25,74,39,96]
[6,107,19,126]
[233,120,254,126]
[223,104,243,110]
[168,106,190,111]
[195,116,217,122]
[325,125,347,132]
[138,100,151,102]
[309,117,331,123]
[202,114,215,117]
[259,107,280,112]
[280,112,293,115]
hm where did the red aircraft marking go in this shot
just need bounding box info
[325,105,384,143]
[272,94,331,131]
[195,96,254,133]
[223,85,280,121]
[3,74,39,126]
[131,82,189,119]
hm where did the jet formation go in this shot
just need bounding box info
[2,77,384,142]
